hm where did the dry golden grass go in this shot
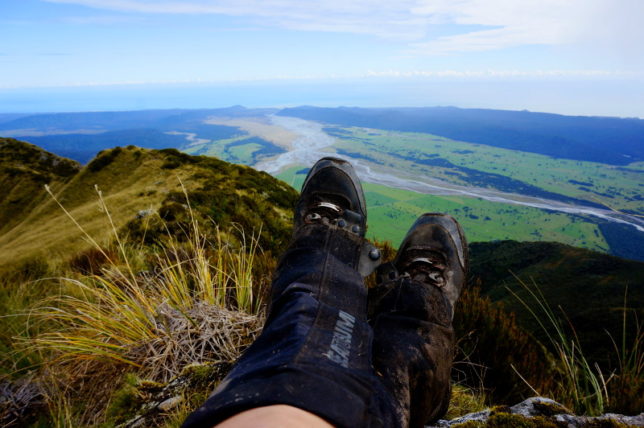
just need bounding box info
[0,149,196,271]
[26,186,265,381]
[0,182,268,425]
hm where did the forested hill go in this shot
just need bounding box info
[278,106,644,165]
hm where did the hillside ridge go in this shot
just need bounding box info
[0,139,298,273]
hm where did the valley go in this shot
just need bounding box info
[1,107,642,260]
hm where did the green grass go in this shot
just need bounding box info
[0,147,193,272]
[1,191,266,426]
[507,277,609,415]
[183,136,245,158]
[227,143,263,164]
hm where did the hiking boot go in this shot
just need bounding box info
[268,156,373,311]
[294,157,367,237]
[392,213,467,314]
[369,213,468,428]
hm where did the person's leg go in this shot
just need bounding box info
[182,158,393,428]
[215,405,334,428]
[369,214,468,428]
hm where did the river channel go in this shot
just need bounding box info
[255,115,644,233]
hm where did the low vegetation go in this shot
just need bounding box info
[0,142,641,426]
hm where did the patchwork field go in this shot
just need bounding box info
[328,126,644,215]
[196,117,642,260]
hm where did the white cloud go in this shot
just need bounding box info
[44,0,429,39]
[43,0,644,56]
[408,0,605,54]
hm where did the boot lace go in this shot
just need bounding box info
[399,250,447,288]
[303,194,363,235]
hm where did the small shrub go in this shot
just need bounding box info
[87,147,122,172]
[68,247,117,275]
[446,384,487,420]
[10,257,51,282]
[161,160,181,169]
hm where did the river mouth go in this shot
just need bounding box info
[255,115,644,232]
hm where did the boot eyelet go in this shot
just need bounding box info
[306,213,322,223]
[337,219,347,228]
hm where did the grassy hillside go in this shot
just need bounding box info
[0,140,641,425]
[0,138,80,234]
[0,141,297,276]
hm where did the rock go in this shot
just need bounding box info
[137,209,155,219]
[433,409,490,427]
[428,397,644,427]
[510,397,571,417]
[158,396,183,412]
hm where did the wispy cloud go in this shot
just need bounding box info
[44,0,429,39]
[408,0,596,54]
[42,0,644,56]
[62,15,146,24]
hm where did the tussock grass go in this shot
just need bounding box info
[0,147,191,273]
[28,186,264,382]
[507,275,615,415]
[605,287,644,415]
[2,184,268,425]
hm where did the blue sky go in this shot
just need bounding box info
[1,0,643,116]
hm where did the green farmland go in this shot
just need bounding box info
[276,166,610,251]
[329,126,644,215]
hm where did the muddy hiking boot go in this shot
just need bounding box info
[183,157,393,428]
[295,156,367,237]
[369,214,468,428]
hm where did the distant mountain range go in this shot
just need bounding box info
[0,107,263,163]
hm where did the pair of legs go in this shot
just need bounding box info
[183,158,468,428]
